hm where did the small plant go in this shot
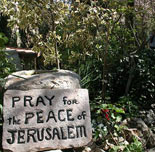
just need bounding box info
[0,33,15,79]
[91,100,126,146]
[117,96,139,117]
[91,96,144,152]
[0,32,8,49]
[123,137,144,152]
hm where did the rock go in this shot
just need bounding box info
[3,70,83,152]
[82,146,105,152]
[144,109,155,126]
[3,89,92,151]
[5,70,81,90]
[128,118,155,148]
[80,141,105,152]
[151,104,155,109]
[135,118,149,131]
[147,148,155,152]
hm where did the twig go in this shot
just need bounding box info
[10,74,27,80]
[109,131,119,146]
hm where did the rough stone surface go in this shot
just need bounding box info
[5,49,22,71]
[148,148,155,152]
[128,118,155,148]
[144,109,155,125]
[3,89,92,152]
[5,70,81,90]
[80,142,106,152]
[3,70,87,152]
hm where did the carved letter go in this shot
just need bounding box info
[46,111,57,122]
[6,129,17,144]
[24,96,33,107]
[36,110,44,123]
[36,96,46,106]
[58,109,65,121]
[12,96,20,107]
[25,112,34,124]
[27,129,37,143]
[67,109,74,121]
[44,95,55,106]
[18,129,25,144]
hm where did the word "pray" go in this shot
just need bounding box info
[12,95,55,107]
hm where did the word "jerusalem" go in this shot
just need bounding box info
[7,125,87,144]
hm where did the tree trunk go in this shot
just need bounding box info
[125,57,136,96]
[102,24,110,100]
[16,26,22,48]
[55,41,60,69]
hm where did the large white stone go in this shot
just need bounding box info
[3,89,92,152]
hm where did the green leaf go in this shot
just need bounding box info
[115,108,125,114]
[116,115,122,122]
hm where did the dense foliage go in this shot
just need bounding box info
[0,0,155,151]
[0,33,15,130]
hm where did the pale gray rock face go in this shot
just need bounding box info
[3,89,92,152]
[128,118,155,148]
[5,70,81,90]
[144,109,155,125]
[3,70,92,152]
[148,148,155,152]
